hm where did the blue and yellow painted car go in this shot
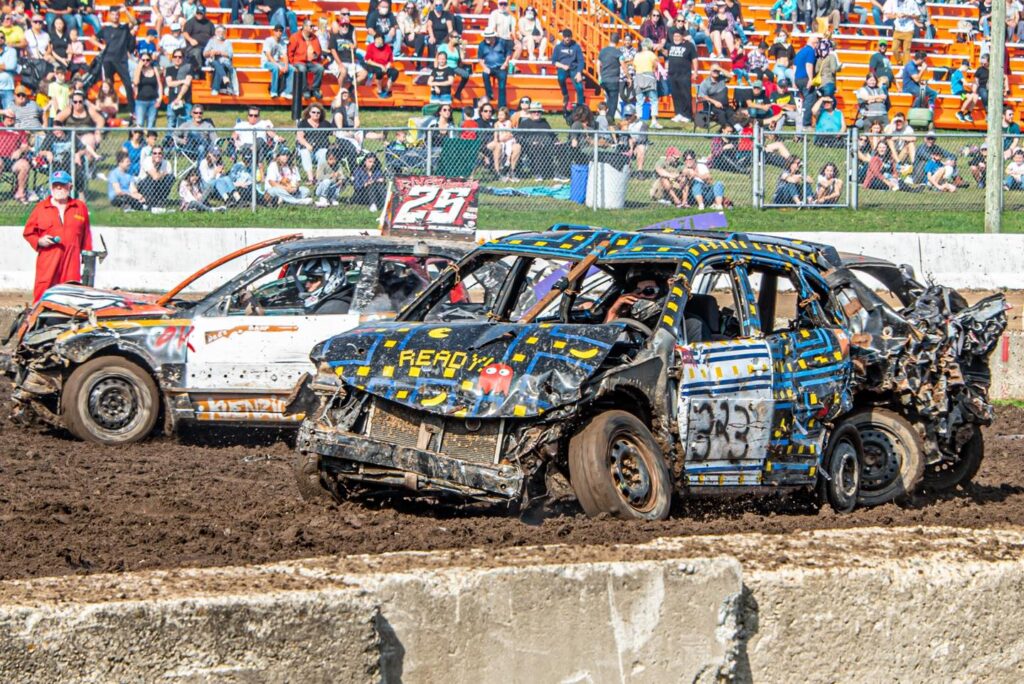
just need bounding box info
[296,222,873,518]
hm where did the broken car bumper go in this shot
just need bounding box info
[306,428,524,500]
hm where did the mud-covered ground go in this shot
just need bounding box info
[2,377,1023,581]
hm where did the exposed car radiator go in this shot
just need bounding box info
[366,399,503,466]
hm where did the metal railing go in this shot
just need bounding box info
[1,124,1016,219]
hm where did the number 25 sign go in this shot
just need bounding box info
[384,176,479,240]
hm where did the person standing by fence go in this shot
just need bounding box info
[23,170,91,302]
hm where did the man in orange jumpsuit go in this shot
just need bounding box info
[23,170,92,302]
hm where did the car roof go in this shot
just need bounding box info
[273,235,472,258]
[485,225,839,270]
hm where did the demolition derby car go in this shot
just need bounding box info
[4,234,469,444]
[296,224,1007,518]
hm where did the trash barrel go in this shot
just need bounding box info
[586,161,630,210]
[569,164,589,204]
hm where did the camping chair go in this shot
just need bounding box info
[436,136,483,178]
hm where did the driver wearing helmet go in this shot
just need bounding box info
[604,267,707,343]
[298,258,353,314]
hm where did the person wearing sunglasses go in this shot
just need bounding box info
[203,24,236,96]
[603,268,671,326]
[132,51,163,128]
[164,50,193,129]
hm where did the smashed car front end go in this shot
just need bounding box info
[829,261,1008,464]
[296,316,644,504]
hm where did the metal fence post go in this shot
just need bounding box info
[69,129,76,198]
[849,127,858,210]
[250,129,258,212]
[426,133,433,176]
[752,124,761,209]
[801,131,809,209]
[592,128,599,211]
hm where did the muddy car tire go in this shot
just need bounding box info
[848,408,925,507]
[924,429,984,492]
[63,357,159,445]
[818,424,863,514]
[569,411,672,520]
[293,450,330,501]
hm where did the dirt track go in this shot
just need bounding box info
[2,377,1024,581]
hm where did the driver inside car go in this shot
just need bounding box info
[604,268,709,344]
[298,259,353,314]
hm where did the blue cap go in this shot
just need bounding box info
[49,170,72,185]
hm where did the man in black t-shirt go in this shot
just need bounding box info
[183,5,215,73]
[327,12,365,86]
[665,30,696,123]
[975,54,990,111]
[97,6,137,113]
[164,49,193,129]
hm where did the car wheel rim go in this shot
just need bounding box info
[833,440,859,500]
[609,433,653,510]
[859,427,901,492]
[87,376,141,432]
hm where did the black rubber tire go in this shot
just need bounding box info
[63,356,159,445]
[818,424,863,514]
[923,429,984,492]
[848,408,925,507]
[568,410,672,520]
[293,450,330,502]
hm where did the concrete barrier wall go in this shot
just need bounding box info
[2,527,1022,683]
[2,226,1024,292]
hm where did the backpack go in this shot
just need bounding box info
[907,88,933,129]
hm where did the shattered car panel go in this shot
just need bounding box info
[7,235,469,441]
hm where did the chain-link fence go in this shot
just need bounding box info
[0,124,1019,218]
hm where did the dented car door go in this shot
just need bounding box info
[677,263,775,487]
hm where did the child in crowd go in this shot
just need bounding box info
[730,46,749,86]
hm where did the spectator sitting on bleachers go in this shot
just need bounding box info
[553,29,585,113]
[45,66,70,122]
[0,11,26,52]
[12,83,42,130]
[427,51,455,104]
[365,31,400,98]
[425,1,456,58]
[398,3,428,57]
[351,153,386,209]
[723,0,749,46]
[697,64,732,127]
[868,0,889,31]
[517,6,547,62]
[841,0,868,27]
[266,147,312,205]
[811,95,843,145]
[151,0,182,37]
[766,77,796,129]
[747,41,769,80]
[366,0,403,58]
[183,4,214,74]
[288,19,324,101]
[479,29,509,109]
[746,79,772,123]
[975,53,990,113]
[708,2,737,57]
[487,0,519,62]
[814,0,840,34]
[681,2,713,54]
[204,25,236,96]
[901,50,936,110]
[856,73,889,127]
[949,59,980,124]
[327,14,365,90]
[258,0,299,36]
[868,39,893,90]
[262,25,294,99]
[182,0,200,22]
[438,33,470,102]
[157,22,186,68]
[640,9,668,52]
[1005,149,1024,190]
[768,27,794,62]
[108,151,148,211]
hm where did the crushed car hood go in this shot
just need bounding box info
[313,321,627,418]
[34,284,173,318]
